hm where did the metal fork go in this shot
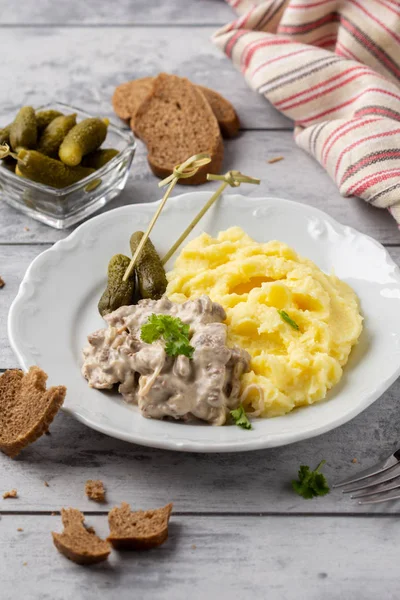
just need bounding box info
[334,449,400,505]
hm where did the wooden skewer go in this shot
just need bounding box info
[161,170,260,266]
[122,153,211,282]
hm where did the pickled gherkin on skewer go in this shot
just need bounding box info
[97,233,167,313]
[16,149,95,188]
[96,155,218,310]
[37,113,77,157]
[10,106,37,151]
[35,109,63,131]
[130,231,167,300]
[81,148,119,170]
[98,254,136,317]
[59,117,109,166]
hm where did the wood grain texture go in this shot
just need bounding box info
[1,514,399,600]
[1,390,400,515]
[0,26,291,131]
[0,0,234,25]
[1,131,398,244]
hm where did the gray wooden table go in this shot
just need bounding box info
[1,2,400,598]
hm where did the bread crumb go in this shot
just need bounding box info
[17,528,23,532]
[23,562,28,566]
[3,489,18,499]
[24,226,30,232]
[44,481,50,487]
[51,512,57,516]
[85,480,106,503]
[0,276,4,288]
[352,458,358,464]
[267,156,284,164]
[192,544,197,550]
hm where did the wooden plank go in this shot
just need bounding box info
[1,387,400,515]
[0,0,234,25]
[0,514,399,599]
[0,26,291,131]
[1,130,398,244]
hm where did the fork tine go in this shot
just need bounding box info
[351,479,400,499]
[341,463,400,494]
[357,489,400,505]
[333,451,400,488]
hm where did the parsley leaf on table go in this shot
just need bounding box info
[292,460,330,499]
[141,314,194,359]
[230,404,252,430]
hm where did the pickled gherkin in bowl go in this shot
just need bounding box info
[2,109,115,187]
[0,102,136,229]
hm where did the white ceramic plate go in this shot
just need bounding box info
[8,193,400,452]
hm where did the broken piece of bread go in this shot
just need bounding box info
[52,508,111,565]
[133,73,223,185]
[0,276,5,288]
[107,502,173,550]
[3,489,18,499]
[0,367,66,458]
[85,480,106,503]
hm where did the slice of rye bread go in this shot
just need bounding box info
[52,508,111,565]
[0,367,66,458]
[197,85,240,138]
[112,77,240,137]
[133,74,223,185]
[107,502,173,550]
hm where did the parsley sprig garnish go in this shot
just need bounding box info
[292,460,330,499]
[230,404,252,430]
[140,314,194,359]
[277,309,299,331]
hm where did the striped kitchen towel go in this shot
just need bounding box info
[213,0,400,225]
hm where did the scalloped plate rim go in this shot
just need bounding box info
[8,192,400,452]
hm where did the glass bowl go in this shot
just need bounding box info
[0,102,136,229]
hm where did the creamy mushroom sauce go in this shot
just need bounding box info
[82,296,250,425]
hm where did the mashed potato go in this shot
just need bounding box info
[166,227,363,418]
